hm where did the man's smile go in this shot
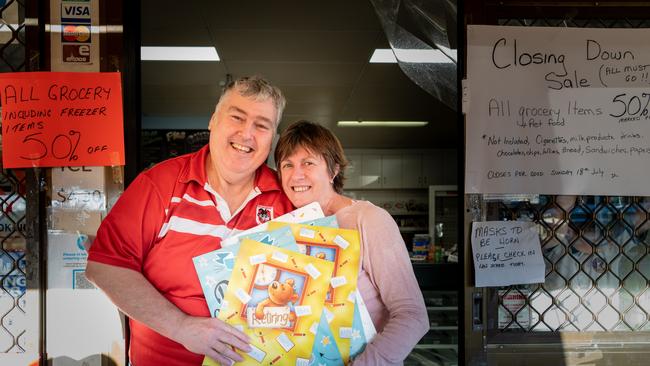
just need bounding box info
[230,142,253,153]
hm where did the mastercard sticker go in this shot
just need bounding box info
[61,25,91,43]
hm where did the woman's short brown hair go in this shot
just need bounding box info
[275,121,348,193]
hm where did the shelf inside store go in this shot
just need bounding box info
[414,344,458,350]
[412,262,459,291]
[406,346,458,366]
[427,306,457,311]
[407,248,460,365]
[429,325,458,330]
[400,227,428,233]
[391,212,428,216]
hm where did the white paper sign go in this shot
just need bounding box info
[471,221,544,287]
[466,25,650,195]
[47,231,93,289]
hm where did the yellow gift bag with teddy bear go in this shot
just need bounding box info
[215,239,334,365]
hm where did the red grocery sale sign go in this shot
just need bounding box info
[0,72,124,168]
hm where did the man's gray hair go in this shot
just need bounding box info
[215,76,286,126]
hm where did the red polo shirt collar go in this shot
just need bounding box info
[178,144,281,192]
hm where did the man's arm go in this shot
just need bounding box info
[86,261,251,364]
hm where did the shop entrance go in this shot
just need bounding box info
[0,0,462,364]
[139,1,460,365]
[0,0,44,364]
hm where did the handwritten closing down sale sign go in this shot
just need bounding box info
[0,72,124,168]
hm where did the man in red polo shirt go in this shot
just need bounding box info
[86,76,293,366]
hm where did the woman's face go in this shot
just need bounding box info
[279,146,336,208]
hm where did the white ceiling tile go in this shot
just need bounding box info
[140,0,457,149]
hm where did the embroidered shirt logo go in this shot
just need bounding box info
[256,205,273,224]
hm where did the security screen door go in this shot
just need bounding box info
[464,2,650,365]
[0,0,44,364]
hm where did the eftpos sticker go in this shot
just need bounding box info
[62,44,90,63]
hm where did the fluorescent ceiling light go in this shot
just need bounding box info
[369,49,398,63]
[141,46,219,61]
[338,120,429,127]
[369,48,454,63]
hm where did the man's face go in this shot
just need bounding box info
[208,90,277,179]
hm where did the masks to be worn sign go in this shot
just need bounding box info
[471,221,544,287]
[0,72,124,168]
[466,25,650,196]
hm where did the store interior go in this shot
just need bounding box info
[140,1,460,364]
[140,0,458,245]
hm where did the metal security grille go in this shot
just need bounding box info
[0,170,27,352]
[0,0,31,355]
[489,196,650,332]
[0,0,27,73]
[485,17,650,335]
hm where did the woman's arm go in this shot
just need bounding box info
[351,205,429,365]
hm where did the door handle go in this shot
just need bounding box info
[472,292,483,331]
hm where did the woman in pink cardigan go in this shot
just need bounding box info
[274,120,429,365]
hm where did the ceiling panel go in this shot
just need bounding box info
[141,1,208,44]
[344,88,439,118]
[213,30,381,63]
[279,85,350,104]
[201,1,382,31]
[357,64,420,85]
[141,85,220,100]
[224,62,364,86]
[140,1,458,149]
[143,100,216,117]
[141,62,227,85]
